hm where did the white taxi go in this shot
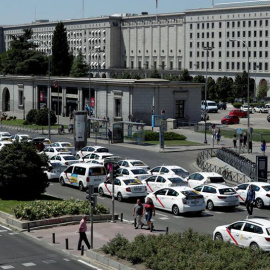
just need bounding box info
[44,162,67,180]
[148,165,189,179]
[50,154,79,166]
[185,172,225,188]
[141,174,187,193]
[117,167,151,181]
[41,147,71,158]
[146,186,205,216]
[98,176,147,202]
[0,141,12,150]
[194,184,239,211]
[234,182,270,209]
[76,145,109,159]
[117,159,150,170]
[79,152,113,164]
[213,218,270,251]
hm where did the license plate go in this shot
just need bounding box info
[191,200,199,205]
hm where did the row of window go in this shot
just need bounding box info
[190,19,269,30]
[129,60,182,70]
[190,61,268,71]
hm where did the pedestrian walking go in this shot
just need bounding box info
[246,185,255,217]
[243,132,247,147]
[240,134,244,148]
[233,133,237,148]
[133,199,144,229]
[144,197,155,230]
[107,129,112,144]
[261,140,266,155]
[77,215,91,250]
[216,128,221,145]
[212,128,216,141]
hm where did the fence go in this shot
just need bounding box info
[196,148,250,184]
[1,124,45,134]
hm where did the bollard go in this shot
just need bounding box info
[120,213,123,222]
[65,238,69,250]
[166,227,169,234]
[150,222,154,232]
[27,223,30,232]
[81,245,84,256]
[134,217,137,228]
[52,233,55,244]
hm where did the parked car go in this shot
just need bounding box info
[213,218,270,251]
[253,105,268,113]
[146,186,206,215]
[76,146,109,159]
[240,105,253,113]
[228,109,247,118]
[194,184,239,211]
[79,152,114,164]
[234,182,270,209]
[185,172,225,189]
[41,147,71,158]
[148,165,189,179]
[44,162,67,180]
[12,134,32,142]
[49,154,79,166]
[142,174,188,193]
[0,141,12,150]
[267,114,270,122]
[265,103,270,108]
[201,100,218,113]
[117,159,150,170]
[98,176,147,202]
[221,115,240,125]
[117,167,151,181]
[217,102,227,110]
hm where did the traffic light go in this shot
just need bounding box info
[113,163,120,179]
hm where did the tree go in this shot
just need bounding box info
[51,22,71,76]
[149,69,161,78]
[0,142,48,199]
[34,108,57,125]
[232,71,253,100]
[257,83,268,100]
[70,50,88,77]
[216,76,234,101]
[207,77,217,100]
[179,69,193,81]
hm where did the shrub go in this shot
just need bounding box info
[143,131,186,141]
[35,108,57,125]
[232,102,242,108]
[13,199,109,220]
[26,109,38,123]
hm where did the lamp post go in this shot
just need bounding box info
[203,46,214,144]
[27,39,51,140]
[230,39,250,144]
[23,97,26,120]
[254,64,260,101]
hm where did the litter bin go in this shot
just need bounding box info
[248,141,252,153]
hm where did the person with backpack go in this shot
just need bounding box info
[107,129,112,144]
[143,197,155,230]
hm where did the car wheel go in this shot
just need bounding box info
[60,177,65,186]
[76,154,80,159]
[267,115,270,122]
[207,200,214,211]
[256,198,264,209]
[250,242,260,251]
[117,192,123,202]
[214,232,223,241]
[99,187,104,196]
[79,182,85,192]
[172,205,179,216]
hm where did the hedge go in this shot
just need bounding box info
[137,131,186,141]
[102,229,270,270]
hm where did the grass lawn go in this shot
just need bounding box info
[0,195,62,215]
[146,140,203,146]
[1,119,64,129]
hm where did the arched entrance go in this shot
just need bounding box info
[2,88,10,112]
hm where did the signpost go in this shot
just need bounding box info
[92,121,99,146]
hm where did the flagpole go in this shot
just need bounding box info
[156,0,158,21]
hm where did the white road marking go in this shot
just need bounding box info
[1,266,14,269]
[22,263,36,267]
[155,212,168,217]
[0,225,11,231]
[0,230,8,233]
[173,216,184,218]
[122,219,134,223]
[8,233,19,235]
[97,197,105,200]
[159,217,170,220]
[78,259,103,270]
[63,258,71,261]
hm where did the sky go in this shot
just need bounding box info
[0,0,259,26]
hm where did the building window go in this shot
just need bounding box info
[219,42,222,48]
[175,100,184,119]
[202,51,204,57]
[219,32,222,38]
[227,22,230,28]
[232,32,235,38]
[211,62,214,69]
[265,63,268,71]
[226,62,229,70]
[248,31,251,37]
[237,31,240,37]
[178,61,182,70]
[197,33,200,38]
[259,51,262,58]
[138,60,141,69]
[153,61,157,69]
[260,30,263,37]
[248,41,251,47]
[190,33,193,39]
[242,62,246,70]
[219,51,222,57]
[237,51,240,57]
[259,41,263,47]
[254,31,257,37]
[211,51,214,57]
[212,32,214,38]
[266,51,269,58]
[243,21,246,27]
[254,21,257,27]
[190,42,193,48]
[131,60,134,69]
[238,21,240,27]
[170,61,173,70]
[197,51,200,57]
[202,33,205,38]
[232,62,235,70]
[248,21,251,27]
[219,22,222,28]
[227,32,229,38]
[243,31,246,37]
[260,20,263,27]
[190,51,192,57]
[202,23,204,29]
[266,20,269,27]
[212,22,214,28]
[266,30,269,37]
[254,41,257,47]
[201,62,204,69]
[232,21,235,28]
[266,41,269,47]
[254,51,257,58]
[207,32,209,38]
[207,23,209,29]
[237,62,240,70]
[197,42,200,48]
[218,62,221,69]
[232,51,235,57]
[114,99,122,117]
[190,24,193,29]
[18,90,23,106]
[189,62,193,69]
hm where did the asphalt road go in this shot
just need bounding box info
[0,225,96,270]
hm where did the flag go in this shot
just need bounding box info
[156,0,158,8]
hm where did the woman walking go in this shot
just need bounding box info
[261,140,266,155]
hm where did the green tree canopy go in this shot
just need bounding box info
[0,142,48,199]
[51,22,71,76]
[179,69,193,81]
[257,82,268,100]
[149,69,161,78]
[70,50,88,77]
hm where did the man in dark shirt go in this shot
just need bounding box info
[133,199,144,229]
[246,185,255,217]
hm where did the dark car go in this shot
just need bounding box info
[217,102,227,110]
[228,109,247,118]
[221,115,240,125]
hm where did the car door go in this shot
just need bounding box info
[160,167,170,175]
[153,188,168,210]
[235,183,249,203]
[62,165,74,185]
[226,222,244,246]
[114,179,122,197]
[201,185,217,204]
[144,176,157,193]
[155,176,167,190]
[150,166,161,175]
[165,188,179,211]
[241,223,264,248]
[251,184,261,202]
[103,179,112,196]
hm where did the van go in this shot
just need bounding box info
[201,100,218,113]
[59,163,106,191]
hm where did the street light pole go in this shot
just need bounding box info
[254,65,259,101]
[203,46,214,144]
[230,39,250,147]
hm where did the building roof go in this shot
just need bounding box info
[215,0,270,8]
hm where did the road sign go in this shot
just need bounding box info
[92,121,99,133]
[236,127,243,135]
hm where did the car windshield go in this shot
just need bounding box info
[61,143,72,147]
[131,161,145,166]
[21,135,30,140]
[56,148,68,152]
[131,169,147,174]
[171,169,189,178]
[208,102,216,106]
[225,116,231,119]
[219,188,236,195]
[262,185,270,192]
[168,177,187,184]
[123,179,141,185]
[63,156,77,161]
[208,177,224,183]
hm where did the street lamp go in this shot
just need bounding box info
[203,46,214,144]
[23,97,26,120]
[229,39,250,145]
[28,39,51,140]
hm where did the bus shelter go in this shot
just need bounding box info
[87,116,108,140]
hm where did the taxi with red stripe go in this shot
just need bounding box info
[141,174,187,193]
[146,186,205,216]
[98,176,147,202]
[234,182,270,209]
[213,217,270,251]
